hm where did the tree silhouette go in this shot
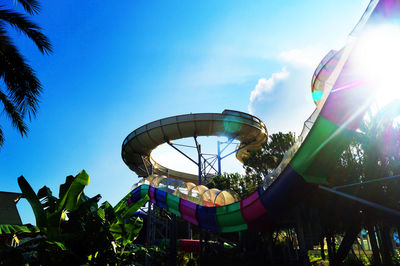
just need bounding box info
[207,132,296,197]
[0,0,51,146]
[243,132,296,180]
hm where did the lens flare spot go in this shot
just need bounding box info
[312,91,323,102]
[223,116,243,134]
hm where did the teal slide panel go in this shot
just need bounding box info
[166,193,181,217]
[216,202,247,232]
[140,185,149,199]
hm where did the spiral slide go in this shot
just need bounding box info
[122,109,267,184]
[118,0,394,233]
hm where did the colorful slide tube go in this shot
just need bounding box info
[122,110,268,184]
[119,0,397,233]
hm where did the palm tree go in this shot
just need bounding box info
[0,0,51,146]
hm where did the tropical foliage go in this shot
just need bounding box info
[324,102,400,265]
[0,170,149,265]
[207,132,296,197]
[207,172,259,198]
[0,0,51,146]
[328,101,400,206]
[243,132,296,180]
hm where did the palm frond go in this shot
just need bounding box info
[0,27,42,119]
[0,126,3,146]
[0,9,52,54]
[14,0,40,15]
[0,90,27,136]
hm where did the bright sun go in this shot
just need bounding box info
[353,24,400,108]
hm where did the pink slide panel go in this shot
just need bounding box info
[241,191,267,223]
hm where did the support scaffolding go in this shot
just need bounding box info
[165,136,247,185]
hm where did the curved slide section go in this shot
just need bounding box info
[119,1,391,233]
[137,174,240,207]
[122,110,267,184]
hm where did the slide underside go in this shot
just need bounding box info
[119,0,392,233]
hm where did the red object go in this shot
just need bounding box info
[202,200,214,207]
[178,239,200,253]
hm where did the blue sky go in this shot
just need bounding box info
[1,0,369,224]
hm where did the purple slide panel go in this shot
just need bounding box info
[320,81,367,131]
[148,186,156,204]
[179,198,199,226]
[366,0,400,26]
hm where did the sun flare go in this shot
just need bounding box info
[353,24,400,109]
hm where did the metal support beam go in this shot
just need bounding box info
[169,214,177,266]
[334,220,362,265]
[319,185,400,217]
[163,135,249,183]
[169,142,197,148]
[201,154,219,174]
[166,140,199,166]
[333,174,400,190]
[141,156,150,176]
[145,202,153,266]
[217,141,222,175]
[194,136,202,185]
[221,140,253,160]
[219,137,235,154]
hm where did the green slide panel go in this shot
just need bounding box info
[216,202,247,232]
[166,193,181,217]
[140,185,149,198]
[290,116,354,184]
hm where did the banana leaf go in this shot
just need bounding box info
[37,186,57,212]
[45,240,67,250]
[115,195,149,222]
[109,217,143,246]
[113,191,133,213]
[66,194,101,222]
[0,224,40,235]
[57,170,90,212]
[99,201,116,223]
[17,176,47,227]
[58,175,74,200]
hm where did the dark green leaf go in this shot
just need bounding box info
[0,224,40,235]
[17,176,47,227]
[57,170,90,212]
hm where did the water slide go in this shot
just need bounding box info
[122,109,267,184]
[118,0,394,233]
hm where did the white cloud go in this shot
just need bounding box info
[248,68,289,114]
[278,48,324,68]
[248,46,325,115]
